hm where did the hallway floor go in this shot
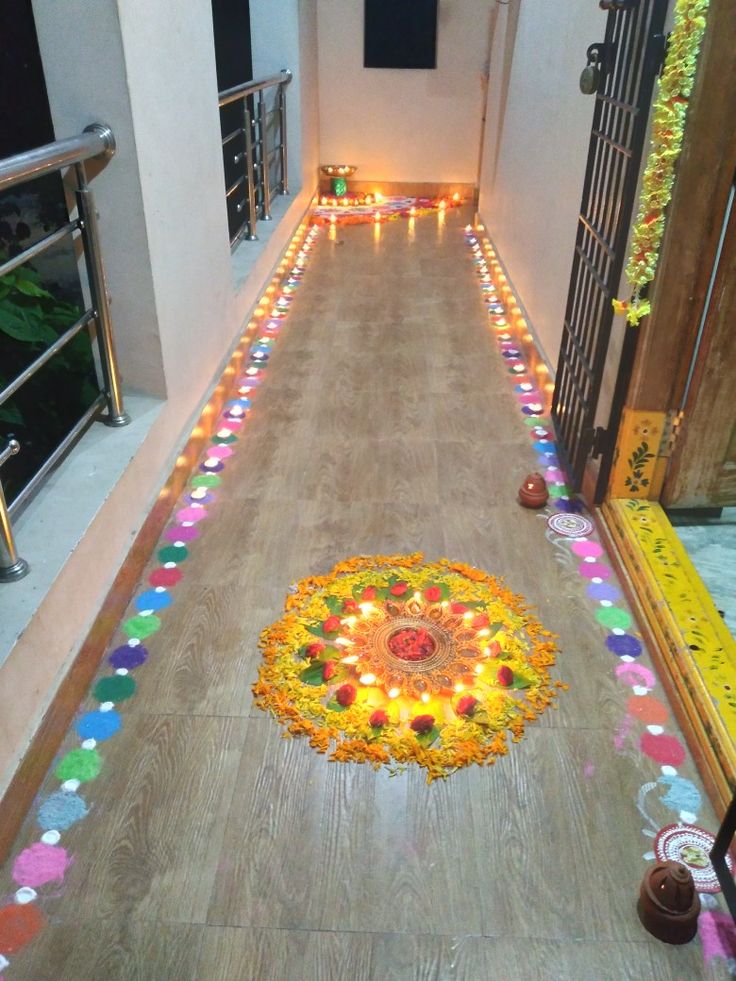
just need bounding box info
[0,207,733,979]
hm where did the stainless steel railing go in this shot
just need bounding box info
[0,123,128,582]
[218,69,292,247]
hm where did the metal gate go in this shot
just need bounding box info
[551,0,669,495]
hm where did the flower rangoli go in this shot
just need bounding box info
[253,553,564,780]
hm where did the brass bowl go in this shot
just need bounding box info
[320,164,358,178]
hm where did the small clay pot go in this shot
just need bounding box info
[637,861,700,945]
[518,472,549,509]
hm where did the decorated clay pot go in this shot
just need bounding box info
[518,472,549,509]
[637,861,700,944]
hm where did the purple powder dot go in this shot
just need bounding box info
[587,582,621,602]
[164,524,200,543]
[606,634,643,658]
[109,645,149,670]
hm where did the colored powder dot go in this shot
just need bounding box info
[93,675,136,703]
[533,441,553,453]
[627,694,669,725]
[616,662,656,688]
[205,445,233,461]
[157,544,189,564]
[640,732,686,767]
[606,634,643,658]
[657,774,702,815]
[75,709,122,742]
[212,433,237,445]
[595,606,633,630]
[54,747,101,784]
[164,524,199,543]
[548,484,569,499]
[176,506,208,523]
[571,540,603,559]
[123,614,162,640]
[148,566,182,588]
[109,644,148,670]
[0,903,44,955]
[579,562,611,581]
[587,582,621,602]
[37,791,88,831]
[134,590,172,613]
[12,843,70,888]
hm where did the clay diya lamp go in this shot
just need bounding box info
[518,472,549,509]
[637,861,701,944]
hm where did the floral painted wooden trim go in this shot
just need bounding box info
[609,409,667,499]
[615,498,736,750]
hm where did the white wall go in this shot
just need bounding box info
[316,0,490,183]
[478,0,604,365]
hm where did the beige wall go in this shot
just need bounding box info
[478,0,604,366]
[317,0,490,183]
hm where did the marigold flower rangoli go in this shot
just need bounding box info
[253,553,565,780]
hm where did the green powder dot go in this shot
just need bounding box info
[54,748,101,783]
[548,484,569,499]
[158,544,189,564]
[123,614,161,640]
[93,675,137,703]
[595,606,633,630]
[191,474,222,488]
[212,434,237,445]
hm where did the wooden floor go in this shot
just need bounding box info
[0,208,729,979]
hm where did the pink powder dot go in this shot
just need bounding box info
[218,419,242,432]
[616,663,656,689]
[578,562,611,580]
[545,469,566,484]
[12,843,71,888]
[206,444,234,460]
[175,507,208,524]
[640,732,686,767]
[572,541,604,559]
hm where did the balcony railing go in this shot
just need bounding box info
[0,123,127,582]
[218,69,292,247]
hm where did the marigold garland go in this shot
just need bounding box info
[615,0,709,326]
[253,554,563,781]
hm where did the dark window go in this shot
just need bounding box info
[364,0,438,70]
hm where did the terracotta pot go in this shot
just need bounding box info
[518,472,549,509]
[637,861,700,945]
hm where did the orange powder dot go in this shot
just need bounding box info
[0,902,44,954]
[627,694,669,726]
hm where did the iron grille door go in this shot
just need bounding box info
[552,0,668,491]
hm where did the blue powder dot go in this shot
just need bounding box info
[533,441,555,454]
[587,582,621,602]
[135,589,172,613]
[225,398,251,409]
[658,774,701,815]
[605,634,643,658]
[109,644,148,670]
[75,710,122,741]
[37,790,88,831]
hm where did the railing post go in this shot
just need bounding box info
[74,163,130,427]
[258,90,272,220]
[243,103,258,240]
[0,441,29,582]
[278,78,288,195]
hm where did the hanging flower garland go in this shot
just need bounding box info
[614,0,709,326]
[253,553,563,782]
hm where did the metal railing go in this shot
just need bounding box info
[0,123,128,582]
[218,69,292,247]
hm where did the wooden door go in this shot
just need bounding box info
[662,184,736,508]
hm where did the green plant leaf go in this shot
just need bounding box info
[299,662,329,686]
[488,621,504,636]
[326,696,350,712]
[0,402,23,425]
[323,595,343,615]
[0,301,57,344]
[509,673,534,690]
[414,725,440,748]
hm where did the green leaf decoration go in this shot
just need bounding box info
[415,725,440,748]
[299,662,329,686]
[425,582,451,601]
[488,621,504,636]
[509,673,534,690]
[326,697,350,712]
[323,595,343,615]
[306,622,340,639]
